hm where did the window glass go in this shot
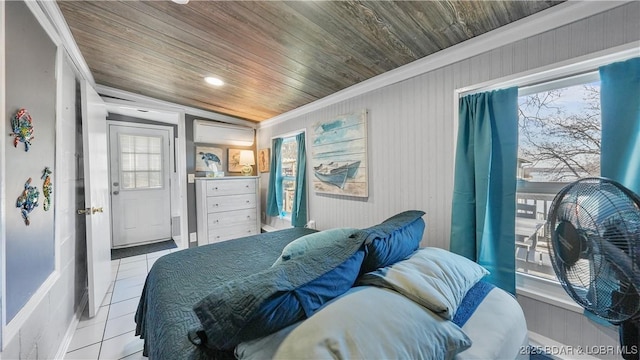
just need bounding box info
[119,134,163,190]
[280,136,299,217]
[516,80,601,282]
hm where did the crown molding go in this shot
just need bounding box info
[259,1,632,129]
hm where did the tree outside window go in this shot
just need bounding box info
[516,80,601,281]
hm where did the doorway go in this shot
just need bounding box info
[108,123,174,248]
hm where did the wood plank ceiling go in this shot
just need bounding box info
[58,1,562,122]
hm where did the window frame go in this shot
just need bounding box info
[453,44,638,307]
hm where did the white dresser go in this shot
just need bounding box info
[195,177,260,246]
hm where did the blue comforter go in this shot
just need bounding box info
[134,228,317,360]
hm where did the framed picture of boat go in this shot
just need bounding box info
[311,110,368,197]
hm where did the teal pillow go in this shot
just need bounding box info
[273,227,358,266]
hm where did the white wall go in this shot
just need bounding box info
[258,2,639,353]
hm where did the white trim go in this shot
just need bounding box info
[516,273,583,314]
[54,291,88,359]
[259,1,632,129]
[3,271,60,346]
[177,112,189,250]
[54,46,65,281]
[0,0,6,349]
[97,85,256,129]
[37,0,94,85]
[24,1,62,46]
[458,43,639,96]
[271,128,306,141]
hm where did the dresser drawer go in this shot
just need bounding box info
[206,179,255,196]
[207,208,257,229]
[207,225,259,244]
[206,193,256,213]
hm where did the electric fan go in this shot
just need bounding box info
[547,177,640,360]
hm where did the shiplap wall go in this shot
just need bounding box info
[258,2,639,355]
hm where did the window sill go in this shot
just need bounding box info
[516,272,583,313]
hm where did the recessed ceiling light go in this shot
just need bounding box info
[171,0,189,4]
[205,76,224,87]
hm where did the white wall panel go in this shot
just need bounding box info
[259,2,640,352]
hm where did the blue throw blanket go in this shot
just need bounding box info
[189,231,366,351]
[134,228,318,360]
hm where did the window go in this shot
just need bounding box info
[280,136,299,218]
[515,74,601,282]
[119,134,164,189]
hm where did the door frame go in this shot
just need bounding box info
[106,120,176,248]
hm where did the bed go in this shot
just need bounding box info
[135,211,528,360]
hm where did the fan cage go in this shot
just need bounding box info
[548,178,640,323]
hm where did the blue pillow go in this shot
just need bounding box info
[273,227,358,266]
[358,210,426,274]
[190,233,365,350]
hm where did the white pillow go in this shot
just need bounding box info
[237,286,471,360]
[359,247,489,320]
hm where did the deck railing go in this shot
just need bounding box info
[515,180,567,281]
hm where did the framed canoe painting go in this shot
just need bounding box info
[311,110,368,197]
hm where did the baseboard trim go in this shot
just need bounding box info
[55,291,88,359]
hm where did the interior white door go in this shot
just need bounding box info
[109,125,171,248]
[81,80,112,318]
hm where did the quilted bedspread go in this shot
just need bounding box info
[134,227,317,360]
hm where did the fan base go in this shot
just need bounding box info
[620,320,639,360]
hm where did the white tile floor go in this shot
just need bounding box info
[65,249,176,360]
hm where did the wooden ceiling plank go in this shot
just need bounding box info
[122,1,347,95]
[59,1,335,98]
[74,35,306,117]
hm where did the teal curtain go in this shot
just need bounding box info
[600,57,640,195]
[291,133,307,227]
[266,138,283,217]
[450,87,519,294]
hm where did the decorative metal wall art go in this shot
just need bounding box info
[10,108,35,151]
[41,167,53,211]
[16,178,39,225]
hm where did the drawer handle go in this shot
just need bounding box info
[246,185,249,188]
[215,204,219,207]
[214,187,218,190]
[246,200,250,203]
[247,215,250,218]
[214,220,219,223]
